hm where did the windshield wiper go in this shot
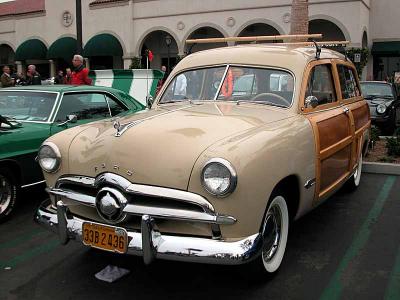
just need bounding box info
[235,100,287,108]
[0,114,19,129]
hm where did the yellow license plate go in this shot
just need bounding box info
[82,222,128,254]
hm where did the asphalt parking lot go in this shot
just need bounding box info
[0,173,399,300]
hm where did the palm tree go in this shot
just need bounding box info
[289,0,309,41]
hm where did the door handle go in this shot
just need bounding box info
[343,107,350,114]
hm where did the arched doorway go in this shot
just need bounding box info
[237,23,281,44]
[0,44,15,71]
[185,27,227,54]
[15,39,49,78]
[309,19,346,41]
[47,37,77,74]
[83,33,123,70]
[362,31,368,48]
[140,30,178,74]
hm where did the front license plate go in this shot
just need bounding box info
[82,222,128,254]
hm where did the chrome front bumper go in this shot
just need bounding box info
[35,199,263,265]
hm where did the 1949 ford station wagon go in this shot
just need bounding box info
[35,36,370,274]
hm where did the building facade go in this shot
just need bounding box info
[0,0,398,80]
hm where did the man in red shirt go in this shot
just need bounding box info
[71,55,92,85]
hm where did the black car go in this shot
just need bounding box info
[360,81,400,134]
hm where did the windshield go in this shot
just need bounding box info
[0,91,58,122]
[159,65,294,108]
[360,83,393,98]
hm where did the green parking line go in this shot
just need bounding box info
[385,243,400,299]
[320,176,397,300]
[0,228,46,250]
[0,238,59,269]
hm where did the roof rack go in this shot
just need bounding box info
[185,34,323,44]
[185,34,350,59]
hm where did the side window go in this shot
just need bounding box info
[55,93,110,122]
[106,95,128,116]
[338,65,360,100]
[305,64,337,106]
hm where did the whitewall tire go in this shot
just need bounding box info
[260,195,289,273]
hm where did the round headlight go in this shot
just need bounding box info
[376,104,386,114]
[201,158,237,197]
[37,142,61,173]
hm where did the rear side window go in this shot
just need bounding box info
[337,65,360,100]
[305,64,337,106]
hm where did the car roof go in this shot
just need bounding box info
[0,85,124,94]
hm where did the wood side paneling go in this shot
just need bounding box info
[317,114,350,150]
[320,145,351,191]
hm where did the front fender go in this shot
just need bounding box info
[187,115,316,239]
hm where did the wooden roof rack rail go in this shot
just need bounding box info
[185,34,323,44]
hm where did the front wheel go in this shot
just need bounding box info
[0,168,18,222]
[249,193,289,275]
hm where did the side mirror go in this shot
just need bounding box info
[57,114,78,127]
[305,96,319,109]
[146,95,154,109]
[67,114,77,123]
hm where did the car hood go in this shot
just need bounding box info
[0,122,50,159]
[66,102,294,190]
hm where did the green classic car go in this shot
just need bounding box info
[0,85,145,221]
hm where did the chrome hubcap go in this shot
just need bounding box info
[0,175,12,214]
[262,205,282,262]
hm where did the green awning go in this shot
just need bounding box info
[15,39,47,60]
[371,41,400,56]
[47,37,77,61]
[83,34,123,57]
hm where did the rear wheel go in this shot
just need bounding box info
[346,151,363,191]
[0,168,18,222]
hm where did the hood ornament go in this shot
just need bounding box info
[113,119,122,136]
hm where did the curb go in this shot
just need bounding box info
[362,162,400,175]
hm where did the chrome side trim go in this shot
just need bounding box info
[304,178,316,189]
[21,180,46,188]
[35,200,260,265]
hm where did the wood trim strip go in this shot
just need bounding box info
[320,136,353,160]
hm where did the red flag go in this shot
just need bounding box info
[148,50,154,62]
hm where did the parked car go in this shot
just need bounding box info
[360,81,400,134]
[35,44,370,275]
[0,85,145,221]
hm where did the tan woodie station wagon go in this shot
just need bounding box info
[35,35,370,274]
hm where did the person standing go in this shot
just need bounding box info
[25,65,42,85]
[64,68,72,84]
[71,55,92,85]
[1,66,15,88]
[156,65,168,95]
[54,70,64,84]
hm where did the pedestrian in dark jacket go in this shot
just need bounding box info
[26,65,41,85]
[1,66,15,88]
[54,70,64,84]
[71,55,92,85]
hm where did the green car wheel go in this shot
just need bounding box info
[0,168,18,222]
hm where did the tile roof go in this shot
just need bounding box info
[0,0,45,17]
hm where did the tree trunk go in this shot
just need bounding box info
[290,0,309,42]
